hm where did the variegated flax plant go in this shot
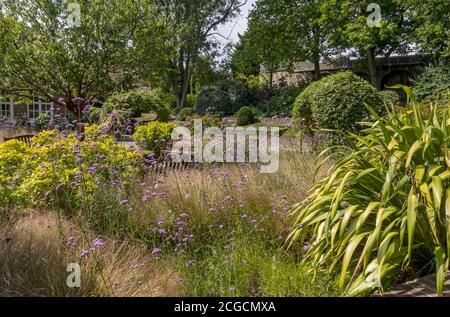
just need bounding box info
[288,86,450,296]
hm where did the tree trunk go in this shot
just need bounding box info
[313,27,321,81]
[367,47,379,89]
[268,65,274,96]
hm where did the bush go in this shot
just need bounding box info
[378,90,402,106]
[288,88,450,296]
[236,107,256,126]
[195,80,253,116]
[0,126,142,205]
[103,90,170,121]
[413,64,450,103]
[132,122,177,157]
[0,140,31,204]
[265,85,305,116]
[293,71,382,132]
[178,108,194,121]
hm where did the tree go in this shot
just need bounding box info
[0,0,167,120]
[321,0,414,88]
[243,1,287,93]
[155,0,248,111]
[407,0,450,59]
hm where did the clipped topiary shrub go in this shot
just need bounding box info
[178,107,194,121]
[195,80,254,116]
[293,71,382,132]
[132,122,176,157]
[103,90,170,121]
[413,64,450,103]
[236,106,256,126]
[265,85,306,116]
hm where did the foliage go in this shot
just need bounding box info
[293,72,382,132]
[288,87,450,296]
[194,80,253,116]
[236,107,257,126]
[321,0,414,87]
[0,126,142,205]
[35,113,52,130]
[0,140,31,204]
[378,90,402,106]
[413,64,450,103]
[0,0,168,120]
[103,90,170,120]
[178,108,194,121]
[265,86,305,116]
[407,0,450,58]
[132,122,177,157]
[155,0,247,110]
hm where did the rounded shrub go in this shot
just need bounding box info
[132,122,177,157]
[293,71,381,132]
[178,107,194,121]
[195,80,253,116]
[236,106,256,126]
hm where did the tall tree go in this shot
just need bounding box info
[0,0,167,120]
[407,0,450,59]
[321,0,414,88]
[155,0,247,111]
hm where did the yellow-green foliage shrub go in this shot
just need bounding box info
[0,140,31,204]
[0,126,143,205]
[132,122,177,157]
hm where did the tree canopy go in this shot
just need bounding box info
[0,0,168,119]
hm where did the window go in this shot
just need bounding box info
[28,97,53,120]
[0,95,13,119]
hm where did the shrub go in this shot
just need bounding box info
[103,90,170,121]
[293,71,382,132]
[288,87,450,296]
[178,108,194,121]
[236,107,256,126]
[0,126,142,205]
[378,90,402,106]
[184,114,222,132]
[265,85,305,116]
[413,64,450,103]
[132,122,177,157]
[195,86,231,116]
[0,140,31,204]
[195,80,253,116]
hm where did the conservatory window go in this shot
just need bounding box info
[28,97,54,120]
[0,95,13,119]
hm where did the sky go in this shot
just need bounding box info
[215,0,256,45]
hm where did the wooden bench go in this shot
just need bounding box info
[4,134,35,146]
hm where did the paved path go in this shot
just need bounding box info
[380,274,450,297]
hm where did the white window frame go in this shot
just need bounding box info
[28,97,54,123]
[0,94,13,120]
